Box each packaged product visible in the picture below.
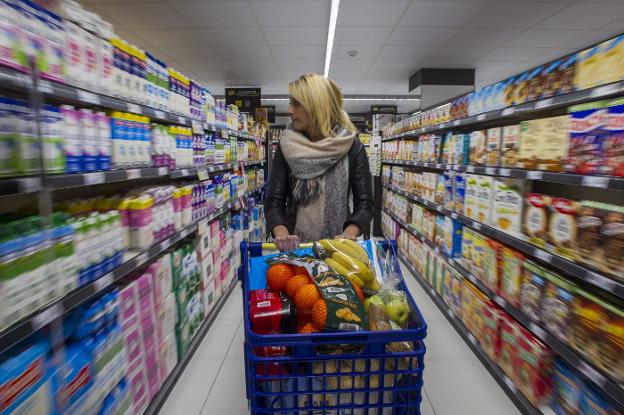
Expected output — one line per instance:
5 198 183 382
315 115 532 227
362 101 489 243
453 172 465 213
575 45 604 90
538 116 570 172
569 289 605 362
514 71 530 105
520 261 548 322
443 171 454 209
475 175 494 226
582 384 620 415
552 360 583 415
500 247 525 307
469 130 486 165
442 217 463 258
449 267 463 317
596 298 623 384
461 279 477 333
480 239 501 293
411 203 423 233
500 125 520 168
541 273 576 343
517 119 543 169
523 193 550 248
558 54 577 95
423 209 436 242
503 76 516 107
491 178 524 235
485 127 501 166
599 35 624 85
435 174 446 205
434 215 446 249
480 300 500 362
576 201 624 279
548 197 579 261
540 60 562 99
463 175 478 220
515 327 553 407
603 98 624 176
567 101 607 174
498 312 521 378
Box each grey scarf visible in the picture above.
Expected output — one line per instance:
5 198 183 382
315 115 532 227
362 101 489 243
280 123 355 241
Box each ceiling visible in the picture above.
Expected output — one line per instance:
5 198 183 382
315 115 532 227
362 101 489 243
80 0 624 115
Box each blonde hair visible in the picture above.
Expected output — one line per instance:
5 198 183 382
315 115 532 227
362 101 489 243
288 74 357 139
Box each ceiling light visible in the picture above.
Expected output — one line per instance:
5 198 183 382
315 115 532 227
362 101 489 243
324 0 340 77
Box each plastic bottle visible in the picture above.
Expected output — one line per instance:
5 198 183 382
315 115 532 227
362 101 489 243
79 109 98 172
96 111 111 171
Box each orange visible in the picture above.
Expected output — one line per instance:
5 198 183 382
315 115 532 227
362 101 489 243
294 284 321 311
352 284 365 303
286 274 311 299
266 264 294 292
299 322 319 334
292 266 308 276
312 299 327 330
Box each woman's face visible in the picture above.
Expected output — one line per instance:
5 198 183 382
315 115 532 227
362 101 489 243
288 97 310 134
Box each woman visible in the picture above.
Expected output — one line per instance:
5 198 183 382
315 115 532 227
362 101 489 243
265 74 374 251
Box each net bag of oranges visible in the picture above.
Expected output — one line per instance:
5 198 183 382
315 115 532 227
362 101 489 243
266 253 368 332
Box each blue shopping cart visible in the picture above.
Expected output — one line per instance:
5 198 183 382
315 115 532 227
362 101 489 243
240 239 427 415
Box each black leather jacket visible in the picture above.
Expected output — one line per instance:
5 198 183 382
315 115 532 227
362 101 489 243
265 139 374 238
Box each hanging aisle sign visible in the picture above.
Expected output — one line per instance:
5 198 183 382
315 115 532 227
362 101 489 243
226 87 261 113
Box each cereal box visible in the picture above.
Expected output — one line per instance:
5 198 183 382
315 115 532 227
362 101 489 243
492 178 524 235
523 193 551 248
453 172 465 213
548 197 579 261
567 102 607 174
476 175 495 226
501 125 520 168
538 116 570 172
604 98 624 176
485 127 501 166
575 45 603 90
435 174 446 205
601 35 624 85
470 130 487 165
500 247 524 307
463 174 478 220
443 171 454 210
518 119 543 169
442 217 463 258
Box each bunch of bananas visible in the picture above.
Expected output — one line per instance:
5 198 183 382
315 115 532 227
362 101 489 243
314 239 380 293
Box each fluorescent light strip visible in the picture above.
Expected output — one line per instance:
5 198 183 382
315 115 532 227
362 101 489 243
324 0 340 77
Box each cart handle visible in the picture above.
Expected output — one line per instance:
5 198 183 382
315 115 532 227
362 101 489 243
260 242 314 250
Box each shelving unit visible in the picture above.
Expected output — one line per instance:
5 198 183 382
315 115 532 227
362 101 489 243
391 245 545 415
0 189 259 353
382 205 624 409
383 184 623 297
382 80 624 142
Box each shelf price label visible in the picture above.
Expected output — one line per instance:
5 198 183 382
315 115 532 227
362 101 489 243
534 249 553 263
468 333 477 345
528 322 547 341
476 114 486 121
84 172 105 185
499 168 511 177
157 167 168 176
578 360 606 387
94 273 114 292
37 80 53 94
178 116 187 124
527 170 543 180
581 176 609 188
501 107 515 116
485 167 495 175
197 169 208 181
590 83 619 98
126 169 141 180
503 375 517 392
453 120 460 126
32 303 63 330
467 165 475 173
494 296 506 307
192 120 204 134
154 110 165 120
585 271 616 291
451 212 458 219
473 222 482 231
77 90 100 105
127 103 141 114
535 98 553 109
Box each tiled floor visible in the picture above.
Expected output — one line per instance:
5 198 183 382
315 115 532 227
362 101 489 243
161 263 520 415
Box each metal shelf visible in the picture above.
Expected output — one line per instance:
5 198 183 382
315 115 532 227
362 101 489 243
382 80 624 141
0 161 265 196
143 279 238 415
392 249 544 415
381 160 624 191
384 210 624 409
0 191 255 353
382 184 624 299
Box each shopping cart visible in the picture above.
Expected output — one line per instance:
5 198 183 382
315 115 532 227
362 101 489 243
240 239 427 415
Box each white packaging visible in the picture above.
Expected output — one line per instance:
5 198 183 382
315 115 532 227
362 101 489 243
199 254 213 290
156 293 177 341
153 254 173 305
79 109 98 172
98 38 114 94
158 332 178 381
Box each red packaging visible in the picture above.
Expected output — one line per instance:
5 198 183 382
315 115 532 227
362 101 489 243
515 326 553 407
249 289 295 334
498 312 520 380
480 300 501 363
253 346 289 379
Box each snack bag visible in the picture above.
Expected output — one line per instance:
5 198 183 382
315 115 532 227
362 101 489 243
267 253 368 331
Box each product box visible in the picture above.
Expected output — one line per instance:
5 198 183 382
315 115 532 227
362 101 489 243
518 119 543 169
500 125 520 168
491 178 524 235
434 215 446 248
601 35 624 85
575 45 603 90
500 247 525 307
498 313 521 379
195 230 212 261
481 301 501 363
200 254 214 290
423 209 436 242
470 130 486 165
129 367 150 415
411 203 424 233
434 174 446 205
476 175 495 226
152 254 173 305
523 193 551 248
157 293 178 341
515 327 553 406
526 65 544 102
485 127 501 166
442 217 463 258
538 116 570 172
567 101 607 175
481 239 502 293
159 332 178 381
453 172 465 214
463 174 478 220
443 171 454 210
119 283 140 329
541 273 576 344
520 261 548 323
548 197 579 261
604 98 624 176
123 325 145 375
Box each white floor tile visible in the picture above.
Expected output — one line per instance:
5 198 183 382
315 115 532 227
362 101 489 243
420 391 437 415
160 356 222 415
194 318 240 360
220 284 244 321
424 359 520 415
225 320 245 362
423 320 475 362
200 360 249 415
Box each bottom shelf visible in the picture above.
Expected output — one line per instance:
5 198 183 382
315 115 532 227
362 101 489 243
394 249 547 415
143 278 239 415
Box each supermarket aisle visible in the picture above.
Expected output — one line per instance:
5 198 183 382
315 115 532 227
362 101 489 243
162 270 520 415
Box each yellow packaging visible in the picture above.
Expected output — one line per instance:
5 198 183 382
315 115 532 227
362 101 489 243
485 127 501 166
463 174 479 221
537 116 570 172
518 118 546 169
575 45 604 90
501 125 520 168
476 175 495 226
492 178 525 236
600 35 624 85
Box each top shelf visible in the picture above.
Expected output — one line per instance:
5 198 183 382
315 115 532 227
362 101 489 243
383 80 624 141
0 67 265 143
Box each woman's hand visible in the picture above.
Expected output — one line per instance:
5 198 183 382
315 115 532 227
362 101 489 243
335 224 361 240
273 225 300 252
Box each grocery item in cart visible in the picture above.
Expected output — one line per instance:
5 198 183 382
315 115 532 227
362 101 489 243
249 289 295 334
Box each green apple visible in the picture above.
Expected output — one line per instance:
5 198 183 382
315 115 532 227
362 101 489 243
385 300 409 325
364 295 384 310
